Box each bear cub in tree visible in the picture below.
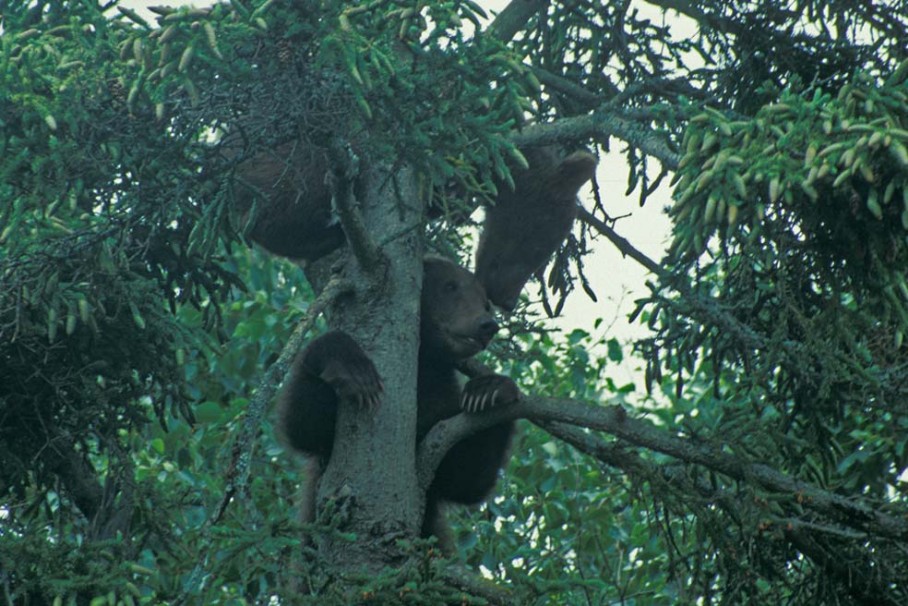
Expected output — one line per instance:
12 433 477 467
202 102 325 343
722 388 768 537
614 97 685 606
278 256 520 552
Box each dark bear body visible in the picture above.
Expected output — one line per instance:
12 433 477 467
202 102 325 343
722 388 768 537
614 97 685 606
475 147 597 310
277 256 520 551
233 141 346 261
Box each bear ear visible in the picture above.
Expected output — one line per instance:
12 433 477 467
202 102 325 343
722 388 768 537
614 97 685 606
557 151 598 195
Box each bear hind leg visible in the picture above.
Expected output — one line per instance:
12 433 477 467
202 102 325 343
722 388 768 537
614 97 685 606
431 421 516 505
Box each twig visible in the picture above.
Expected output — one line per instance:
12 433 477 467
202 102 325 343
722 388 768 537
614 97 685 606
327 142 384 273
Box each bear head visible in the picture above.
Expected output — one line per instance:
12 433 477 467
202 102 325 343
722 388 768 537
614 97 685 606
420 256 499 363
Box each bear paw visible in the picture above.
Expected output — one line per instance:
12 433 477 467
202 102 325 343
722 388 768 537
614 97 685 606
305 331 383 409
460 374 520 413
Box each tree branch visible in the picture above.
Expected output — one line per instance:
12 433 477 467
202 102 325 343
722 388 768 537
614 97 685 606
542 420 904 603
417 394 908 542
643 0 737 34
578 211 779 354
487 0 551 43
531 66 708 111
530 66 611 106
225 275 353 519
785 528 904 606
510 110 681 169
578 208 666 276
44 435 104 522
537 419 660 476
442 565 519 606
328 142 384 274
539 420 896 543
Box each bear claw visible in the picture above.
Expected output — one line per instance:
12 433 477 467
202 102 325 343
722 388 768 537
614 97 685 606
460 375 520 413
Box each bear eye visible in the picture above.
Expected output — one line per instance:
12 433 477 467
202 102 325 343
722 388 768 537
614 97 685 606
444 281 458 293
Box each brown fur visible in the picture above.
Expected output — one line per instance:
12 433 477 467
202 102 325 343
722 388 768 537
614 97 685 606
234 142 345 260
475 147 597 310
277 257 520 553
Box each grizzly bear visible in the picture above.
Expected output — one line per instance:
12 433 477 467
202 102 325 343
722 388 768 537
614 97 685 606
475 146 598 311
277 256 520 552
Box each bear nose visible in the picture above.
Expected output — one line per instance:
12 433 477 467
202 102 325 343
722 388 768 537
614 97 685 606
478 318 499 341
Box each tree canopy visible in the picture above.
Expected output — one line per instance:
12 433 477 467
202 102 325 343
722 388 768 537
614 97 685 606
1 0 907 604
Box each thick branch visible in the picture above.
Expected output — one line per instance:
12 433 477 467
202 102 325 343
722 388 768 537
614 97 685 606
510 111 681 169
487 0 550 43
417 395 908 541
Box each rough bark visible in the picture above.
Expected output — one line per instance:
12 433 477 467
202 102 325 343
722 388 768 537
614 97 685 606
316 161 426 570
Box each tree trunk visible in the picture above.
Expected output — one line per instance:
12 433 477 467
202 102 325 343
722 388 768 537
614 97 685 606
316 161 425 570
